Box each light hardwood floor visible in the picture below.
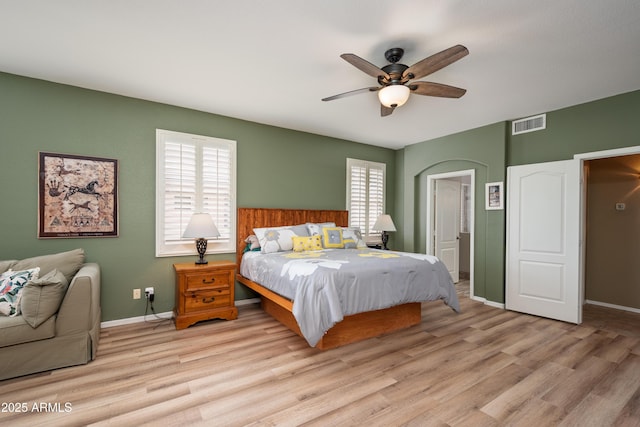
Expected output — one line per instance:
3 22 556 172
1 285 639 427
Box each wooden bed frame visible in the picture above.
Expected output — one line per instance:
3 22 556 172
235 207 421 350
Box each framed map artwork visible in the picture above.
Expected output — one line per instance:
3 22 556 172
38 152 118 238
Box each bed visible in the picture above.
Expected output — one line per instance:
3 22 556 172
235 207 459 350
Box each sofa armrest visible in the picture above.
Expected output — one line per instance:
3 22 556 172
56 263 101 336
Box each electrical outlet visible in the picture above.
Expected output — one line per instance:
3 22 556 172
145 286 155 302
133 289 141 299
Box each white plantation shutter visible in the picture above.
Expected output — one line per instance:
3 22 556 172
346 158 385 241
156 129 236 256
202 145 233 241
163 142 196 244
367 166 384 236
349 163 367 231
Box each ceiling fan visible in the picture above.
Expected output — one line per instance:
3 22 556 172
322 45 469 117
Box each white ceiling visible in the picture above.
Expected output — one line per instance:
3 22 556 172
1 1 640 149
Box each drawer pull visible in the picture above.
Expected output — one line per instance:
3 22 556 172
202 277 215 284
189 292 216 304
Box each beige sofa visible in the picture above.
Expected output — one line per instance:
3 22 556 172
0 249 100 380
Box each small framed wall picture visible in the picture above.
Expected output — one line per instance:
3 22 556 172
485 181 503 210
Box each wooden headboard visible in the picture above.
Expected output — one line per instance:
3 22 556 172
236 207 349 267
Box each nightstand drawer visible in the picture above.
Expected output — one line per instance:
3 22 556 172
184 290 231 311
184 271 231 291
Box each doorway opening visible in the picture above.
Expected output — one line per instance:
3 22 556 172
505 145 640 324
426 169 475 299
577 148 640 315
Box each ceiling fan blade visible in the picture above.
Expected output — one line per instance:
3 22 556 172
402 45 469 81
322 87 379 102
409 81 467 98
341 53 390 81
381 104 395 117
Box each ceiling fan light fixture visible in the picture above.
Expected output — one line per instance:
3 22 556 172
378 85 410 108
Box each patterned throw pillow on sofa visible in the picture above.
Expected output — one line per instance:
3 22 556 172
0 267 40 317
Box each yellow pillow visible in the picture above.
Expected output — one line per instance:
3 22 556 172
322 227 344 248
292 235 323 252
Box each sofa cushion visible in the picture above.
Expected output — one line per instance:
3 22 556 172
12 248 84 283
0 260 17 275
0 268 40 317
21 269 69 328
0 314 56 347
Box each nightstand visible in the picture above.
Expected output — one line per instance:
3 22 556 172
173 261 238 329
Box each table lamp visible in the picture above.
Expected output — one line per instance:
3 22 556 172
373 214 396 250
182 213 220 264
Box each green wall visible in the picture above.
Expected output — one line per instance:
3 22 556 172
508 90 640 165
2 69 638 320
0 72 395 322
396 88 640 305
398 123 507 303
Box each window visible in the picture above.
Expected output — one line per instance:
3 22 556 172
346 158 386 242
156 129 236 256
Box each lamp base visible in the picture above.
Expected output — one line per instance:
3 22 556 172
381 231 390 250
195 238 208 264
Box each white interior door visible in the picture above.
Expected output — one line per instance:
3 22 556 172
435 179 460 283
506 159 582 323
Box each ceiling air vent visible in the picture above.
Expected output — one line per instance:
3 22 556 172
512 113 546 135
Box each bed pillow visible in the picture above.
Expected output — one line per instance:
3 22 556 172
321 227 345 249
253 224 309 253
292 235 323 252
0 267 40 317
306 222 336 236
342 227 367 249
21 269 68 328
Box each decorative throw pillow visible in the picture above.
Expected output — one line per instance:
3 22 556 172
306 222 336 236
342 227 367 249
292 235 323 252
0 267 40 317
244 235 261 251
321 227 345 248
21 269 68 328
253 224 309 253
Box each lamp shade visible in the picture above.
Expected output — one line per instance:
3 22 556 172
373 214 397 232
377 85 410 108
182 213 220 238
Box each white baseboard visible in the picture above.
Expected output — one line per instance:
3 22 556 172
483 300 506 309
238 298 261 306
470 295 486 304
100 298 261 329
585 299 640 314
101 311 173 328
470 295 506 309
